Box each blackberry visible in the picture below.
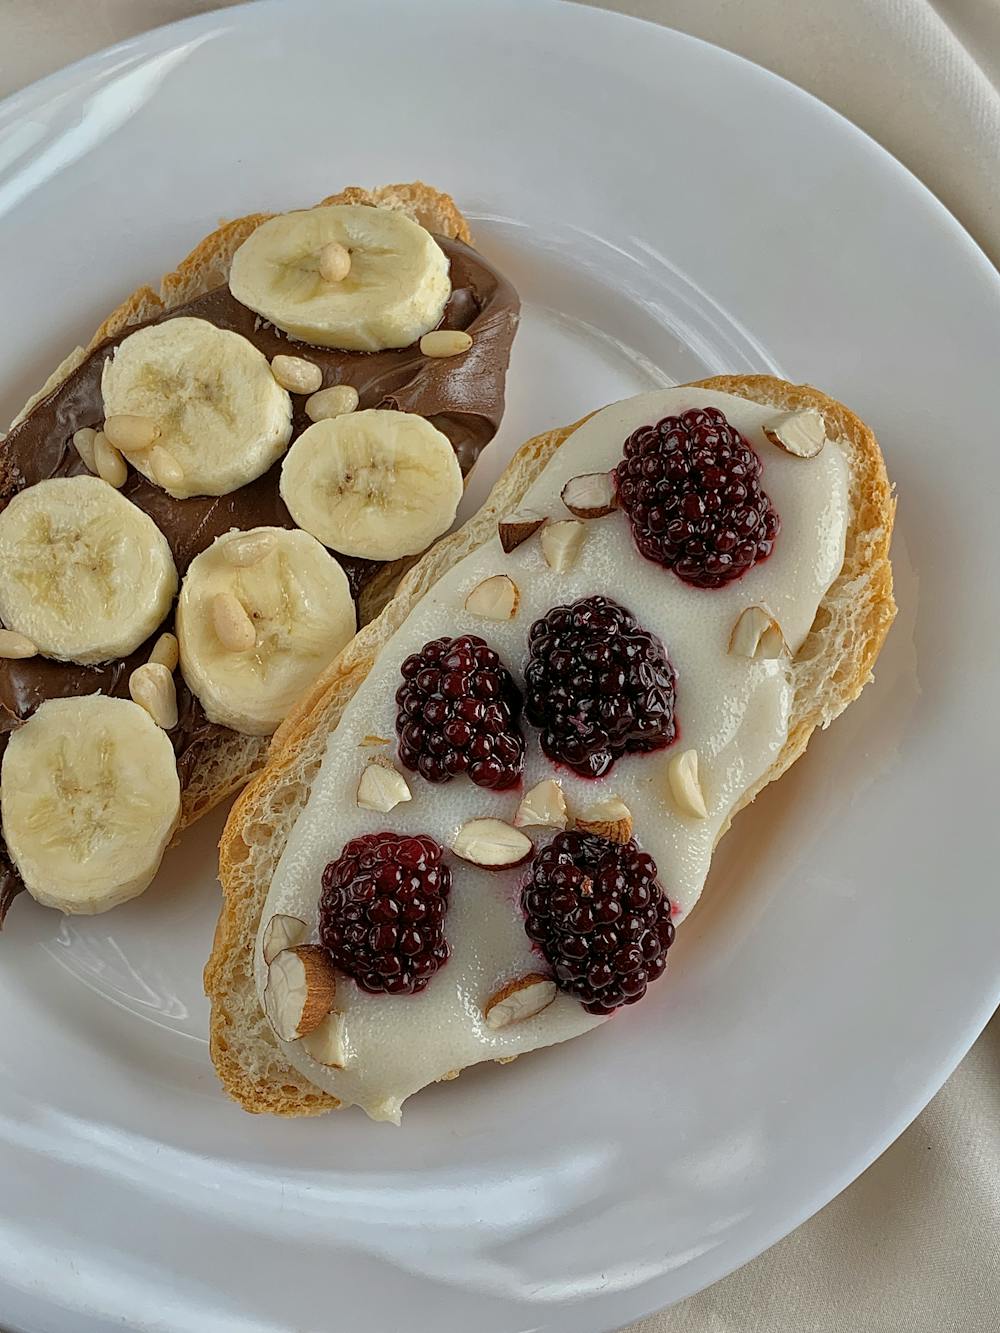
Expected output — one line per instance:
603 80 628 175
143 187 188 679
318 832 451 995
522 831 674 1014
523 595 676 779
614 406 779 588
395 634 525 789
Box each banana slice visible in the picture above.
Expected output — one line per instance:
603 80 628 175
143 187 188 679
280 410 463 560
176 526 355 735
228 205 451 352
0 696 181 914
101 317 293 499
0 475 177 665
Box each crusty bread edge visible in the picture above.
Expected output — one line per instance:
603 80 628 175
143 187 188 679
206 375 896 1116
5 182 474 832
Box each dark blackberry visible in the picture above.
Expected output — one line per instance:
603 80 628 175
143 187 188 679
613 405 780 588
395 634 524 789
318 832 451 995
523 595 676 779
521 831 674 1014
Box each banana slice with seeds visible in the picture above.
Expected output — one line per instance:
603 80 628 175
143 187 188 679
280 410 463 561
0 696 181 914
0 475 177 665
176 527 355 736
228 205 451 352
101 317 293 499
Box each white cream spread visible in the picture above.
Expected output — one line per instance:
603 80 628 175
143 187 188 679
256 388 849 1121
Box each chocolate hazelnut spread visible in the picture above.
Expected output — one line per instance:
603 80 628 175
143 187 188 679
0 235 518 922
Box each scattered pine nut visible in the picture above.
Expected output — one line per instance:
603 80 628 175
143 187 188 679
212 592 256 652
148 631 179 672
149 445 184 490
71 427 98 473
129 662 178 730
222 530 277 567
271 354 323 394
103 414 159 453
0 629 37 659
93 432 128 488
305 384 359 422
419 330 473 358
318 242 351 282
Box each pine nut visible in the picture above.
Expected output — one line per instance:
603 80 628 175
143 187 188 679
212 592 256 652
0 629 37 659
318 242 351 282
103 414 159 453
304 384 359 422
149 445 185 490
129 662 178 730
419 330 473 358
271 355 323 394
148 631 179 672
222 530 277 568
72 427 98 473
93 432 128 488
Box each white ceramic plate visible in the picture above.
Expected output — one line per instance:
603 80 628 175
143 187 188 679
0 3 998 1330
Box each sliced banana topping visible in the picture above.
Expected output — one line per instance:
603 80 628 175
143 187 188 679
176 526 355 736
280 409 462 561
228 205 452 352
0 475 177 665
0 696 181 914
101 317 293 500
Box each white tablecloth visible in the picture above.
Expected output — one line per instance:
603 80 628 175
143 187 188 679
2 4 998 1331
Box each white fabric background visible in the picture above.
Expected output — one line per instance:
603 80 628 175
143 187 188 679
2 3 998 1331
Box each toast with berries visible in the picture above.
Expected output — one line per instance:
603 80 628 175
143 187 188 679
206 375 895 1119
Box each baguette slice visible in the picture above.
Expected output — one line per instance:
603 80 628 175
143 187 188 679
2 182 475 839
206 375 896 1116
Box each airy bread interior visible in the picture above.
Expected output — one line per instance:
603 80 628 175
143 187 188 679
4 183 476 833
205 375 896 1116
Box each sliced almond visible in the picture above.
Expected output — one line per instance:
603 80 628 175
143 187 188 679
514 778 568 830
451 818 533 869
576 795 633 843
541 519 586 572
262 913 308 965
464 574 519 622
359 734 391 748
763 409 826 459
728 605 789 660
560 472 618 519
668 749 708 819
484 974 557 1030
356 758 411 813
498 510 546 554
300 1011 347 1067
263 945 337 1041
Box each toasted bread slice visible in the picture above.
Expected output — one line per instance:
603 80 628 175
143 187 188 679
3 183 475 838
205 375 896 1116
